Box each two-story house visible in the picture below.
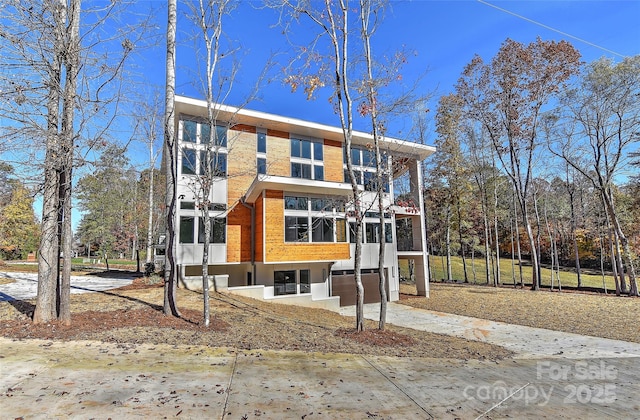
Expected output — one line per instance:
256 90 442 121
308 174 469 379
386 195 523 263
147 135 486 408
172 95 435 311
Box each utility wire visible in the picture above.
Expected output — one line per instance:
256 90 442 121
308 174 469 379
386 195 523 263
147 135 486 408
478 0 628 58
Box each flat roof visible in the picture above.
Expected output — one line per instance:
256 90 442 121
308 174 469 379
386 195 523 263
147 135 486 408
175 96 436 161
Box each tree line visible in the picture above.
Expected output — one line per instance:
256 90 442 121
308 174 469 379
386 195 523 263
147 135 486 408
425 40 639 296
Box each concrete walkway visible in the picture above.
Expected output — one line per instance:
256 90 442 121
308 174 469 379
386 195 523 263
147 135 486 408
341 303 640 360
1 338 639 419
0 271 135 302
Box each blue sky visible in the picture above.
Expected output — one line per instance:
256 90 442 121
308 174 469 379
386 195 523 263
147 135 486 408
20 0 640 230
148 0 640 144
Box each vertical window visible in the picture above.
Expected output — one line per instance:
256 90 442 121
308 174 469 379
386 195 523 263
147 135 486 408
215 125 227 147
349 222 358 244
214 154 227 177
257 132 267 153
364 171 376 191
183 121 197 143
182 149 197 175
301 140 311 159
274 270 297 295
179 217 195 243
351 148 361 165
257 157 267 175
313 142 323 161
300 269 310 294
366 223 378 243
314 165 324 181
200 123 211 144
385 222 393 243
290 139 301 157
312 217 334 242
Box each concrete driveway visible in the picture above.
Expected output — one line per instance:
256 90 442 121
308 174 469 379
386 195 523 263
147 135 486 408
2 278 639 418
0 271 135 302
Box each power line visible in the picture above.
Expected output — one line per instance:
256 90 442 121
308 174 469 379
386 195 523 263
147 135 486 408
478 0 628 58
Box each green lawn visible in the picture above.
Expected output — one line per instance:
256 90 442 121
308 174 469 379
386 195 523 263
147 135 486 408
401 255 617 291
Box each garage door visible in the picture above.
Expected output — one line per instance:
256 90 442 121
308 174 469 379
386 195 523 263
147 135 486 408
331 271 390 307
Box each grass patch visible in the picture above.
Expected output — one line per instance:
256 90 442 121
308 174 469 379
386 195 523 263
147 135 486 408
401 255 617 291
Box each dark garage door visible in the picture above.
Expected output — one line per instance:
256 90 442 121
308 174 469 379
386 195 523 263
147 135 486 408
331 271 390 307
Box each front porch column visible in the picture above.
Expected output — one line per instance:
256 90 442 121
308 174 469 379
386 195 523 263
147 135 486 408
409 159 430 297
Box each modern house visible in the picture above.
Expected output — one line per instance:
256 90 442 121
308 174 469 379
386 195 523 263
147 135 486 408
173 95 435 311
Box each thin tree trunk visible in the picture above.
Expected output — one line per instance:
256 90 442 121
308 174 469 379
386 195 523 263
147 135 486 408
510 214 516 287
493 181 500 286
456 201 468 283
445 205 452 281
163 0 180 317
513 192 524 288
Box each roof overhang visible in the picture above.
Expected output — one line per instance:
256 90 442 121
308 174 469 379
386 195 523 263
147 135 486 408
175 95 436 161
244 175 353 204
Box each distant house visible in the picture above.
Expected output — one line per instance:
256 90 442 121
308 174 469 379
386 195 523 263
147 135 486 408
172 96 435 311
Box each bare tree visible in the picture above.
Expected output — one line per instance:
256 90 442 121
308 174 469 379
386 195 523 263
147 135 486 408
163 0 181 316
456 38 581 290
550 56 640 296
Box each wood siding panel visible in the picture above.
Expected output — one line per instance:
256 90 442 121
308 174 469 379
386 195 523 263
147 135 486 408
323 139 344 182
266 135 291 177
263 190 350 263
254 192 264 262
226 129 257 262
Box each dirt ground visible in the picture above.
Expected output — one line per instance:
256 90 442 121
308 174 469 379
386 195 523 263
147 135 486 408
400 281 640 343
0 276 511 360
2 274 637 361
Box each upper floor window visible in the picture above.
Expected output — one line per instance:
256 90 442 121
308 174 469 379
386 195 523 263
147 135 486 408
180 118 228 177
201 124 227 147
291 138 324 181
343 146 389 192
257 131 267 153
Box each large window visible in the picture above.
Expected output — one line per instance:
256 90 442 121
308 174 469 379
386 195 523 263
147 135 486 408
285 216 309 242
312 217 334 242
180 216 195 243
274 269 311 296
349 220 392 244
179 215 226 244
200 150 227 177
180 118 228 177
291 138 324 180
198 217 226 244
344 146 389 192
274 270 297 295
201 124 227 147
284 195 346 243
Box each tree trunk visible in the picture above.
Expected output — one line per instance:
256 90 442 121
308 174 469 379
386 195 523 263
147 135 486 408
163 0 180 317
146 165 155 264
493 181 500 286
567 178 582 288
456 201 468 283
445 205 452 281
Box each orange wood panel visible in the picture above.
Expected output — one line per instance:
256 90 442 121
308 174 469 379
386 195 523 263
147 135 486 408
323 138 344 182
266 135 291 177
227 129 257 262
254 192 264 262
231 124 257 133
